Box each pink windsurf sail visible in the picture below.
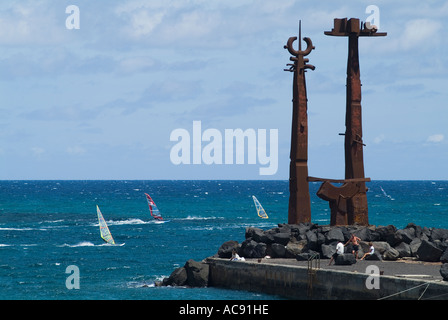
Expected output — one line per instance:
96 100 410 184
145 193 163 221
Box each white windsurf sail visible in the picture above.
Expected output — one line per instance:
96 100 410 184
96 205 115 244
380 186 395 200
252 195 269 219
145 193 164 221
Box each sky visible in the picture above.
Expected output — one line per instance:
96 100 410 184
1 0 447 180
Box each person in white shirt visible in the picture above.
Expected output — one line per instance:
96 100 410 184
328 241 345 265
230 249 245 261
360 242 375 260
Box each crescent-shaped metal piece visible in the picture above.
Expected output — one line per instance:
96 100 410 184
285 36 315 57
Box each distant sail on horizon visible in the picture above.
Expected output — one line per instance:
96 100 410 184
96 205 115 244
145 193 164 221
252 195 269 219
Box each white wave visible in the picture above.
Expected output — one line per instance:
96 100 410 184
0 227 34 231
107 219 149 226
183 215 223 220
91 219 150 227
152 220 168 224
39 219 65 224
39 225 68 230
61 241 95 247
127 281 155 288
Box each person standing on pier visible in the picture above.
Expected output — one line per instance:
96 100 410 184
346 234 361 260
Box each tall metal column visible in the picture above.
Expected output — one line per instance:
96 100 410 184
284 22 315 224
325 18 386 225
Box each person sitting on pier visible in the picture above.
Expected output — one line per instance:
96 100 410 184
360 242 375 260
328 241 345 265
230 249 245 261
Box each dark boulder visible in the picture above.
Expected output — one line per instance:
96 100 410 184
260 230 275 244
430 228 448 242
383 248 400 261
440 264 448 281
364 251 382 261
285 240 308 258
433 240 448 253
335 253 356 265
326 228 345 243
353 227 374 242
405 223 420 236
305 230 318 251
245 227 265 242
184 259 209 287
394 242 412 258
376 225 397 242
416 240 443 262
217 240 239 258
273 232 291 246
240 239 267 258
409 238 422 257
295 223 312 239
386 231 403 247
270 243 286 258
317 232 326 247
397 228 415 244
441 248 448 264
372 241 392 255
162 267 187 286
321 244 336 259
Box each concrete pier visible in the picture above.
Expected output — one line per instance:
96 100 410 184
206 257 448 300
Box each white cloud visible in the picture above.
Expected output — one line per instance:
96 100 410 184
427 134 444 143
400 19 442 50
0 2 63 45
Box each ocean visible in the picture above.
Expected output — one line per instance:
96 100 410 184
0 180 447 300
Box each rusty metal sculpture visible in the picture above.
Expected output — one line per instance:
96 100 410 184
317 18 387 226
284 21 315 224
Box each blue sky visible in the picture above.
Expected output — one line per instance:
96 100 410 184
1 0 447 180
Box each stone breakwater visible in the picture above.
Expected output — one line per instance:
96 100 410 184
160 222 448 288
223 223 448 263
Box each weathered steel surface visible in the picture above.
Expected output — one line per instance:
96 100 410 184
323 18 386 226
316 180 365 226
284 22 315 224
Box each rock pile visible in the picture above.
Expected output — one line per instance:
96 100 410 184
161 222 448 286
216 222 448 279
159 259 209 287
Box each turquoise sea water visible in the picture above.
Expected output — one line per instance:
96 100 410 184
0 180 447 300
